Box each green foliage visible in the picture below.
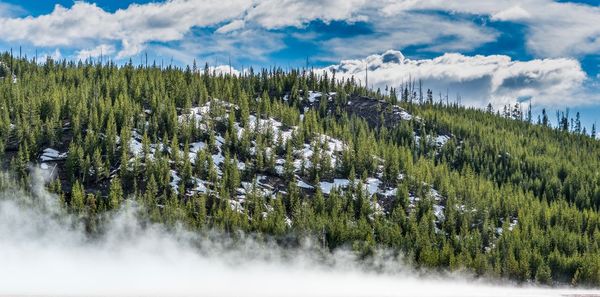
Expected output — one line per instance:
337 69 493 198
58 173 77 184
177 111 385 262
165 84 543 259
108 177 123 210
2 53 600 286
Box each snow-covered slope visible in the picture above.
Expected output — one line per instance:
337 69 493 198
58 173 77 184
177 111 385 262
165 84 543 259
38 93 457 230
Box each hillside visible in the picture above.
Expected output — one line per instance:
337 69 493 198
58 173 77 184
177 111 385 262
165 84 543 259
1 53 600 286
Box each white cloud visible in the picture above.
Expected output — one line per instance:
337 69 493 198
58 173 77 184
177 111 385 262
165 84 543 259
523 2 600 57
244 0 369 29
152 28 286 66
0 0 251 58
240 0 598 59
2 180 595 297
491 5 531 21
51 48 62 60
0 0 502 61
76 44 115 61
322 50 589 107
0 2 24 18
378 0 600 58
210 65 243 76
32 48 63 63
216 19 246 34
319 12 497 61
0 0 596 63
380 0 516 17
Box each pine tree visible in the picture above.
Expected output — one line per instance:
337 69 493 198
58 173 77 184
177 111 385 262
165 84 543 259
70 180 85 214
239 91 250 127
310 138 321 183
108 177 123 210
170 134 180 167
427 89 433 105
283 142 295 181
194 146 208 179
92 148 106 182
181 142 193 188
105 110 118 164
574 112 581 134
66 142 84 182
535 262 552 284
12 143 29 180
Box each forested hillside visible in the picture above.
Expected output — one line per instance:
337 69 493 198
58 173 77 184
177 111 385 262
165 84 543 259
1 53 600 286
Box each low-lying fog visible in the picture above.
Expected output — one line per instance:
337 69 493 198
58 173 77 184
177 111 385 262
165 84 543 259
0 172 598 297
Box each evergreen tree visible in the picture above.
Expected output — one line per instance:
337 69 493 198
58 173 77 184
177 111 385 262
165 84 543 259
70 180 85 214
108 177 123 210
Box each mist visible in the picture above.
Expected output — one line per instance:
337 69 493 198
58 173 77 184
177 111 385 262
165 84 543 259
0 172 598 297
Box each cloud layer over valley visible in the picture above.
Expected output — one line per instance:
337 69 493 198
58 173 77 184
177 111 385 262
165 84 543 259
0 171 599 297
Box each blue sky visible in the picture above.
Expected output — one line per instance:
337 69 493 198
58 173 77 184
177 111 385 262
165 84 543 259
0 0 598 129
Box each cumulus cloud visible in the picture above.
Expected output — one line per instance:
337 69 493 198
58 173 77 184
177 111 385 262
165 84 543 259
51 48 62 60
210 65 243 76
320 12 498 61
378 0 600 58
0 0 597 61
523 2 600 58
322 50 589 107
243 0 369 29
0 0 372 55
76 44 115 61
0 0 251 58
491 5 531 21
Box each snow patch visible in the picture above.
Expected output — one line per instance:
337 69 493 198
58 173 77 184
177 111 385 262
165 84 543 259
40 148 67 162
307 91 321 103
297 180 314 189
320 179 350 195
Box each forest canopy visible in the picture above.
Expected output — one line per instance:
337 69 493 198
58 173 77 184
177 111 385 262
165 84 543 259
1 52 600 286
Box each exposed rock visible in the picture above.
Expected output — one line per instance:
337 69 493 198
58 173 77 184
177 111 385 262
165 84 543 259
346 96 413 128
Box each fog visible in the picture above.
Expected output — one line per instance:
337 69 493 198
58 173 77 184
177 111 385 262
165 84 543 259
0 171 598 297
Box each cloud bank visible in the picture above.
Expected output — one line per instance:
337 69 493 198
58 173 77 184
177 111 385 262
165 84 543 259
322 50 590 108
377 0 600 58
1 170 599 297
0 0 597 61
0 0 251 58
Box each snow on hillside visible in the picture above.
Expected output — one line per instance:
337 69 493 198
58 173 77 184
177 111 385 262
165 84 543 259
415 133 451 148
40 148 67 162
44 94 454 224
319 179 350 195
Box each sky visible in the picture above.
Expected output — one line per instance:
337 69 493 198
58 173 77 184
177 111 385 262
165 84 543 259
0 0 598 129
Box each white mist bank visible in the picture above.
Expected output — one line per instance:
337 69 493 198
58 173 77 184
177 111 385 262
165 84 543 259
0 173 599 297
